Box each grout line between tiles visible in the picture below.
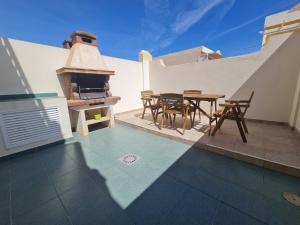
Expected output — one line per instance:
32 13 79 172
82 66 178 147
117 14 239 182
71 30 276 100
43 160 75 225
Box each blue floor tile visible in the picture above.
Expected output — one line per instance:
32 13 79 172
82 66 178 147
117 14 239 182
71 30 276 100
167 160 226 200
159 216 201 225
0 205 10 225
0 161 10 187
12 198 71 225
0 124 299 225
10 154 47 185
161 186 220 225
69 200 134 225
261 169 300 204
212 203 267 225
59 177 109 214
266 198 300 225
126 175 188 225
11 177 56 217
220 181 270 223
44 156 83 178
52 166 96 194
0 184 10 209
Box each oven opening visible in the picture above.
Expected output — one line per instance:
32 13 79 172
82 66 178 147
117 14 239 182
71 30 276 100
72 74 110 100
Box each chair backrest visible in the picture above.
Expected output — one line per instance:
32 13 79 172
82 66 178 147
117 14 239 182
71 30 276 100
160 93 184 109
183 90 202 95
141 90 154 99
223 91 254 117
241 91 254 115
248 91 254 103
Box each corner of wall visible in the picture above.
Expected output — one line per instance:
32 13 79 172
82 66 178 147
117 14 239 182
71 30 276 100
139 50 152 91
289 70 300 129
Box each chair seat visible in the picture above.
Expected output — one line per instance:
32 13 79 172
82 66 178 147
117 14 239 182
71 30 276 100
214 110 244 119
165 109 184 114
188 105 197 111
213 109 223 117
151 104 161 110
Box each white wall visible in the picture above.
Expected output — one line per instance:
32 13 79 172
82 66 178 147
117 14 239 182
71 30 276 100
0 37 67 96
149 32 300 123
0 38 144 114
104 56 143 113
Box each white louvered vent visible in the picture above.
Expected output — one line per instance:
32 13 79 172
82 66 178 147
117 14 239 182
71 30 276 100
0 107 62 149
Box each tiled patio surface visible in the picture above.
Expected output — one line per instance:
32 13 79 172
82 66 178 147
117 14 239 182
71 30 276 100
1 124 300 225
116 109 300 177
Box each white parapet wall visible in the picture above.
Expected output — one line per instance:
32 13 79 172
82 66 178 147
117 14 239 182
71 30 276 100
0 37 68 96
149 32 300 123
104 55 144 113
0 37 144 114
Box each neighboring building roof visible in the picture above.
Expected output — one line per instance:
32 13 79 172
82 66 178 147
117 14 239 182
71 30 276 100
154 46 223 66
289 3 300 12
262 3 300 45
264 4 300 29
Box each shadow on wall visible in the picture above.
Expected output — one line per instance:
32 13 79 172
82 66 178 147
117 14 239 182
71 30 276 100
291 83 300 129
0 38 32 95
0 38 65 155
231 32 300 122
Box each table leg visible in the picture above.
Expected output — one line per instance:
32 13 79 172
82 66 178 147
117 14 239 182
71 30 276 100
209 101 213 135
198 100 201 121
214 100 218 124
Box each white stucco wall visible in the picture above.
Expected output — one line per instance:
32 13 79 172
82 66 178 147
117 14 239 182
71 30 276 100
0 38 67 96
149 32 300 123
0 38 144 114
104 56 143 113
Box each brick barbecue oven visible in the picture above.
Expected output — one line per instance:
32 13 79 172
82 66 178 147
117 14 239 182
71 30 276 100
57 31 120 107
57 31 120 135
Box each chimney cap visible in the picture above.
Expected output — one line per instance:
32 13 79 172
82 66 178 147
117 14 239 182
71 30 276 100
71 30 97 40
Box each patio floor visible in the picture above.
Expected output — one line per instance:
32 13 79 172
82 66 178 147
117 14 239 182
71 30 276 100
116 109 300 177
1 124 300 225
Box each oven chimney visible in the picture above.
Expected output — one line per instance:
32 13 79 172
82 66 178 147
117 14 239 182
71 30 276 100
71 31 97 46
57 30 115 75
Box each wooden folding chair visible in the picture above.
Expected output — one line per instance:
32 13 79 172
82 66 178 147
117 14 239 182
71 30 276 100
212 91 254 142
160 93 190 135
140 90 161 123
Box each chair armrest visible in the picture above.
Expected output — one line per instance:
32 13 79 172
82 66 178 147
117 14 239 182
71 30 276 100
219 103 236 108
141 97 152 100
225 99 249 103
237 103 250 108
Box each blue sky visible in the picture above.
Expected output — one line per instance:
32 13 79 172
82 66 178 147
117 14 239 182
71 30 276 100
0 0 299 60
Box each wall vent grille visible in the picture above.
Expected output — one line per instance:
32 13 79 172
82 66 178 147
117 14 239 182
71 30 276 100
0 107 62 148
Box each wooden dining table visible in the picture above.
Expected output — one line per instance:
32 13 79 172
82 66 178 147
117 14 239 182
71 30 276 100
151 93 225 134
